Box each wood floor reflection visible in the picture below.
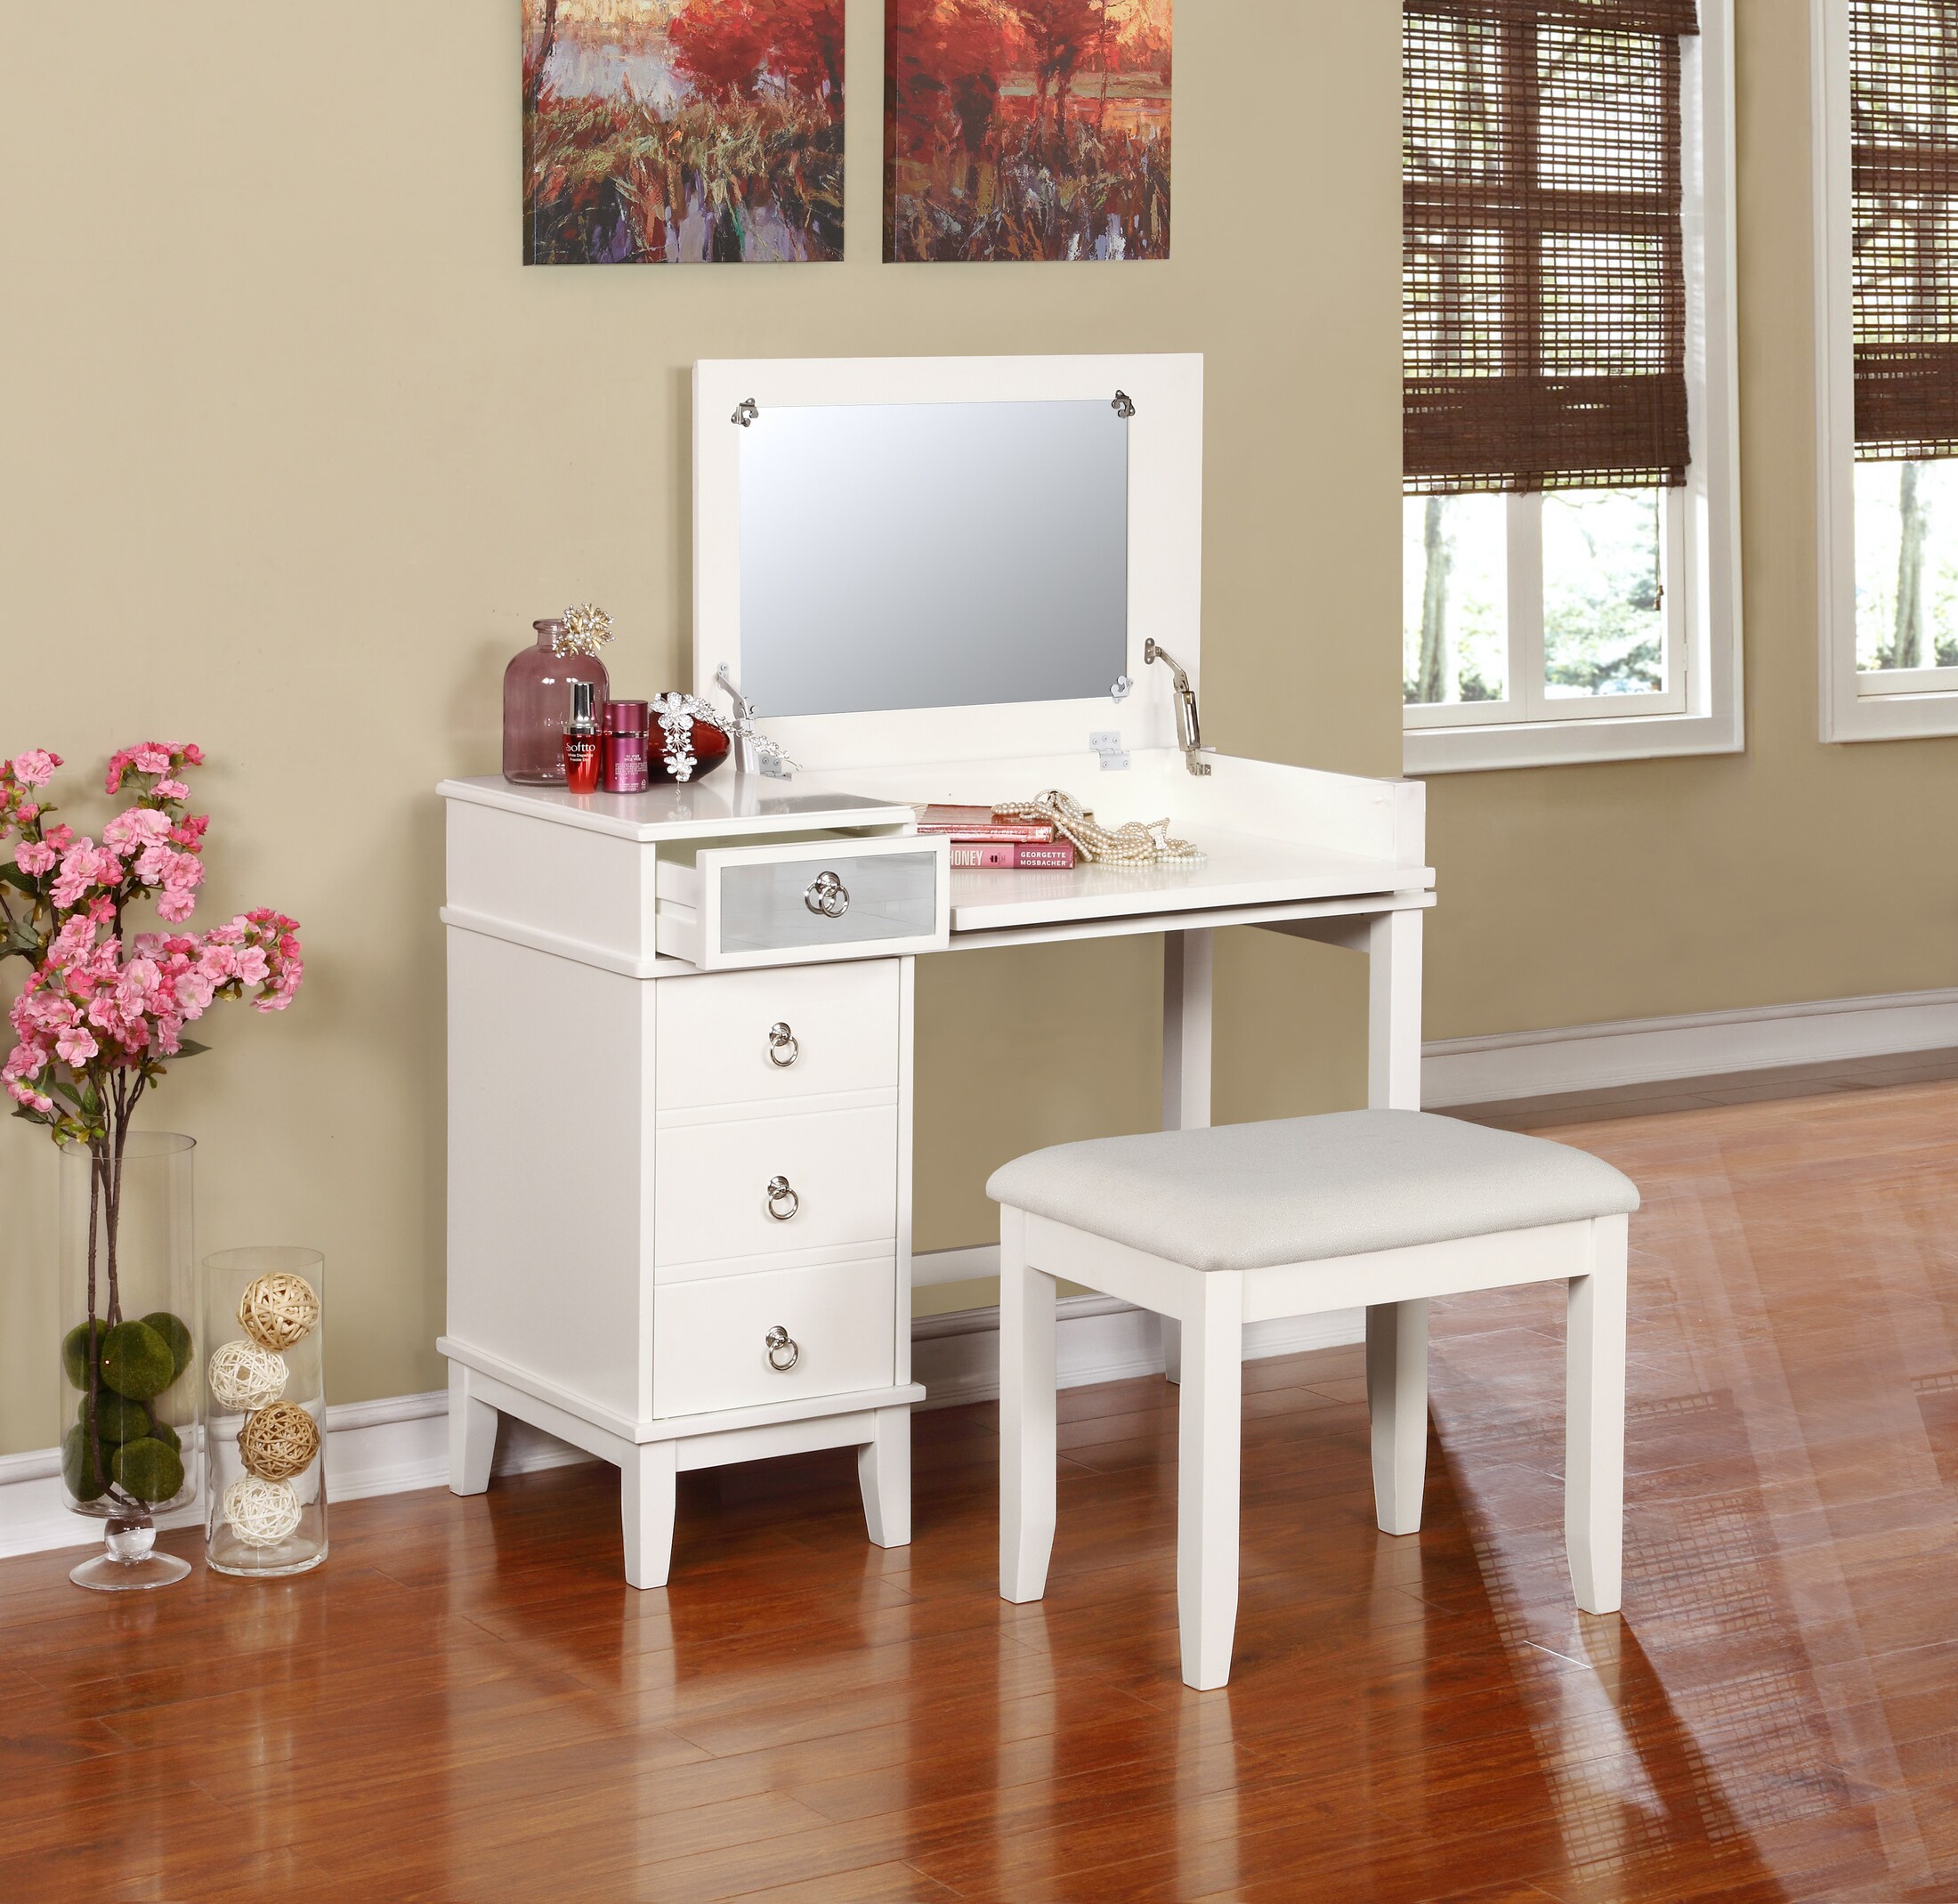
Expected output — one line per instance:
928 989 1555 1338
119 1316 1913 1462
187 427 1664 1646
4 1078 1955 1900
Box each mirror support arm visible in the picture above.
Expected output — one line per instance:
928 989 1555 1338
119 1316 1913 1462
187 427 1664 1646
715 663 760 774
1144 639 1212 777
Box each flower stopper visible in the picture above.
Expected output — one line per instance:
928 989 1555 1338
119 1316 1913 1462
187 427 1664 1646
555 603 613 660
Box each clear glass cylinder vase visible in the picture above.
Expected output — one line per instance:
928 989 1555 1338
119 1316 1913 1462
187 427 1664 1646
202 1246 328 1577
59 1130 199 1591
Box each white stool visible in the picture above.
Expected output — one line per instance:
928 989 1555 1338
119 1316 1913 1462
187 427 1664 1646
989 1109 1639 1690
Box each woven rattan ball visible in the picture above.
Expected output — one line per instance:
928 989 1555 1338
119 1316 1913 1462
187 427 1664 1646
238 1400 320 1482
206 1338 288 1411
237 1272 320 1350
222 1474 302 1547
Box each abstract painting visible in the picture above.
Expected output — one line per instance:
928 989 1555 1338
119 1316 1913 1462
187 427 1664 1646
523 0 845 264
885 1 1170 262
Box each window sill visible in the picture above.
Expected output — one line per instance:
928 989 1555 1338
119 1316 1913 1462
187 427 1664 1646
1824 680 1958 744
1404 703 1744 774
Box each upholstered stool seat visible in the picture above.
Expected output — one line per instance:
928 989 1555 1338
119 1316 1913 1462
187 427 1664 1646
987 1110 1639 1271
989 1110 1639 1689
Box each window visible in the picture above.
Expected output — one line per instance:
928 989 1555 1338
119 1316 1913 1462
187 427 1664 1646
1815 0 1958 738
1402 0 1742 773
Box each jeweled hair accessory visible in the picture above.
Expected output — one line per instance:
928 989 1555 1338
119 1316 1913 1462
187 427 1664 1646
554 603 613 660
650 693 795 782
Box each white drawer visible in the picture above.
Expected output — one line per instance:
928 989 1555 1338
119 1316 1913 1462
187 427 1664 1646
656 961 900 1114
655 834 949 971
653 1257 896 1417
655 1104 898 1274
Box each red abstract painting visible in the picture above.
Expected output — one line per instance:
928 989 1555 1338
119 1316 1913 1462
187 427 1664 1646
523 0 845 265
885 0 1171 262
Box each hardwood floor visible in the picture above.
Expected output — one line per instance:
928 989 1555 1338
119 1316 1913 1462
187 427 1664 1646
4 1077 1956 1900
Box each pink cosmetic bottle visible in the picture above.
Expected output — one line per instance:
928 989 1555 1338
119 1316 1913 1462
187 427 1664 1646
602 701 650 794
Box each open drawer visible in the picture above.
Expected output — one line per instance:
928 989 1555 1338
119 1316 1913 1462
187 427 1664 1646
655 833 951 970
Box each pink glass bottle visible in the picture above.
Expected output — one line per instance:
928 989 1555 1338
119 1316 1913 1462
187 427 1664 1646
503 620 611 785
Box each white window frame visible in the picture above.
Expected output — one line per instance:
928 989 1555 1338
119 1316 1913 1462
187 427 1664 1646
1812 0 1958 741
1405 0 1744 775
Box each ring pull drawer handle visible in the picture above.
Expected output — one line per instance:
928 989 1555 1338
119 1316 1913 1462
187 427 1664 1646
765 1174 799 1221
767 1021 799 1068
765 1325 800 1373
804 870 850 919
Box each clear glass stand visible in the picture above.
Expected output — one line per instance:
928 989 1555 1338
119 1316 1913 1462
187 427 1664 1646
70 1516 192 1592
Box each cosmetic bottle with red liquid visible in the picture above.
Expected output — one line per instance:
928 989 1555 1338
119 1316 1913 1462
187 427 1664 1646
562 682 602 795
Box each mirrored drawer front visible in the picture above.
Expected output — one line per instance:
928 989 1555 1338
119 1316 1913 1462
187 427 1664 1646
655 1104 898 1274
656 835 950 971
656 960 900 1115
653 1257 896 1418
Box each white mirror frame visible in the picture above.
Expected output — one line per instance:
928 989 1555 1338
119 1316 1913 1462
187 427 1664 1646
693 353 1203 773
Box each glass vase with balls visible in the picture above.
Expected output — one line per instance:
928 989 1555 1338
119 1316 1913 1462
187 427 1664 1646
0 741 305 1592
202 1248 328 1576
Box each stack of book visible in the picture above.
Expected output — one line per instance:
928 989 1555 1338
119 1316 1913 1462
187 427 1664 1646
915 806 1078 870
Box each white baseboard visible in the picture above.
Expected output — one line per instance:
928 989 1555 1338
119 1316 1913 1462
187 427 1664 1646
0 1391 591 1563
0 1297 1361 1562
1420 985 1958 1107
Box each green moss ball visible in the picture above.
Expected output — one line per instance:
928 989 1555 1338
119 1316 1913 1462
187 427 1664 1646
61 1320 107 1390
146 1418 182 1454
113 1437 185 1504
77 1392 151 1445
139 1311 193 1384
100 1320 174 1401
61 1424 109 1503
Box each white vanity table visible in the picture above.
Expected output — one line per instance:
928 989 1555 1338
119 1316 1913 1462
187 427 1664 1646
438 353 1434 1589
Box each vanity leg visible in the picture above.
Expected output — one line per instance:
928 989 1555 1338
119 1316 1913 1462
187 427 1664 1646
448 1362 498 1496
1366 909 1424 1111
1161 928 1214 1385
622 1440 678 1591
858 1406 913 1548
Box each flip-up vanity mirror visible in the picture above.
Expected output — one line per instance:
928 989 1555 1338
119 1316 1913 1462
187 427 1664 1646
437 352 1436 1592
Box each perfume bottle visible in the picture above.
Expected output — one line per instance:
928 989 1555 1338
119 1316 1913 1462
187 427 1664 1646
602 700 650 794
503 620 611 786
562 682 602 794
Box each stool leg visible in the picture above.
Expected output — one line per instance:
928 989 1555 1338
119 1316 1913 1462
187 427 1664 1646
1000 1207 1058 1604
1366 1299 1429 1536
1178 1272 1242 1690
1566 1215 1628 1615
1161 1317 1183 1385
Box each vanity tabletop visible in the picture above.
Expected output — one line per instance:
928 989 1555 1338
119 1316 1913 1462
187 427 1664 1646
436 774 917 842
945 824 1432 934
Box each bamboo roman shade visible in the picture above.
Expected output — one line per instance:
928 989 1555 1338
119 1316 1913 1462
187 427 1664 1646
1852 1 1958 461
1404 0 1699 496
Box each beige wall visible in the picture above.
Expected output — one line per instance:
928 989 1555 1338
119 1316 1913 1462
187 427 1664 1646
0 1 1403 1454
1424 0 1958 1044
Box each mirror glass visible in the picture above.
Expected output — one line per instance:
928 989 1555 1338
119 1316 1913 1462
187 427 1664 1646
738 400 1129 717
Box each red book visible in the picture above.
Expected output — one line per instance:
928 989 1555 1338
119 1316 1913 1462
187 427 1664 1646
916 804 1056 843
949 839 1077 870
